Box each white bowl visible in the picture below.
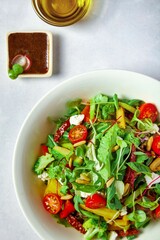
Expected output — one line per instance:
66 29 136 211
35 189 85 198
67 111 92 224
13 70 160 240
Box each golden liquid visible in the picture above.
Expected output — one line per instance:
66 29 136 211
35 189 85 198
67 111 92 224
33 0 91 26
42 0 78 17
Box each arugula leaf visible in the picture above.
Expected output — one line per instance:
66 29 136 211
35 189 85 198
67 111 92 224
125 131 140 148
134 152 149 163
94 122 111 133
52 214 70 227
80 209 100 219
127 210 149 229
106 183 122 210
60 185 69 195
131 110 159 133
47 159 73 185
113 93 119 110
98 124 118 181
73 183 99 193
33 153 54 175
111 137 130 179
134 217 150 229
101 104 115 120
73 171 104 193
121 98 143 107
127 236 138 240
137 197 159 210
154 183 160 195
127 162 151 176
73 195 84 212
47 134 57 148
65 98 83 116
75 145 86 158
125 184 146 207
115 137 128 179
90 93 110 120
66 98 82 108
47 165 62 179
94 93 108 104
128 210 146 223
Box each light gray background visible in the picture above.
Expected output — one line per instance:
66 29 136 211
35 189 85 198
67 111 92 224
0 0 160 239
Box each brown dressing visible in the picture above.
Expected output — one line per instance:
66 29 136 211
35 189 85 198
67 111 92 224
8 32 49 74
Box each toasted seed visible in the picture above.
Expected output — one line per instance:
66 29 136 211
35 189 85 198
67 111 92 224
149 157 160 172
123 183 131 196
147 136 153 151
112 145 120 152
75 178 90 184
61 194 73 200
69 157 73 168
151 151 156 158
106 177 115 188
73 140 86 147
80 173 90 182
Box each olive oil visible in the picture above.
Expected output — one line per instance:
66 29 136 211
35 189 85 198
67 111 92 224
32 0 92 26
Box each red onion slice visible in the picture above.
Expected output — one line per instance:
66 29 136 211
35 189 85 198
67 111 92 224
11 54 31 72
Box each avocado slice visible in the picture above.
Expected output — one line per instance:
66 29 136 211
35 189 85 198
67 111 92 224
51 146 73 160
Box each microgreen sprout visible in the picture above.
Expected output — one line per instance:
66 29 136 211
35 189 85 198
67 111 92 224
8 64 24 80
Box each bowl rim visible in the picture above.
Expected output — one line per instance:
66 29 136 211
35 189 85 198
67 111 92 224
31 0 92 27
12 69 160 240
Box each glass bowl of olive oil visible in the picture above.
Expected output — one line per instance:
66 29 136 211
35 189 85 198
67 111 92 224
32 0 92 27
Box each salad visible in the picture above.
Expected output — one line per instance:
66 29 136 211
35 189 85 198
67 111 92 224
33 93 160 240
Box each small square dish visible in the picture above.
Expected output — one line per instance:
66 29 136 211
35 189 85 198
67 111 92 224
7 31 53 78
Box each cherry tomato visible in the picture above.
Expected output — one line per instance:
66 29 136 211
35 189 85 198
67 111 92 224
154 205 160 218
68 125 88 144
60 200 75 219
139 103 158 122
151 135 160 155
41 144 48 155
54 119 70 142
85 193 106 209
43 193 62 214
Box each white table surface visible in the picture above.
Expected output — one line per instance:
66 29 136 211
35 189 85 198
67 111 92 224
1 0 160 239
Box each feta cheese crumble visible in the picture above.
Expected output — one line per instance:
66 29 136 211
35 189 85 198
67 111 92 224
115 180 124 199
38 171 49 181
69 114 84 125
108 231 118 240
120 206 128 216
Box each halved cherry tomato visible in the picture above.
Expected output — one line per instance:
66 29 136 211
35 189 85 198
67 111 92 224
60 200 75 219
85 193 106 209
41 144 48 155
68 125 88 144
151 135 160 155
154 204 160 218
43 193 62 214
81 105 90 123
54 119 70 142
139 103 158 122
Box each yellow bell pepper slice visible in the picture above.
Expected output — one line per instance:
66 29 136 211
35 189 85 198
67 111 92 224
44 178 63 196
80 204 119 219
116 107 126 129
